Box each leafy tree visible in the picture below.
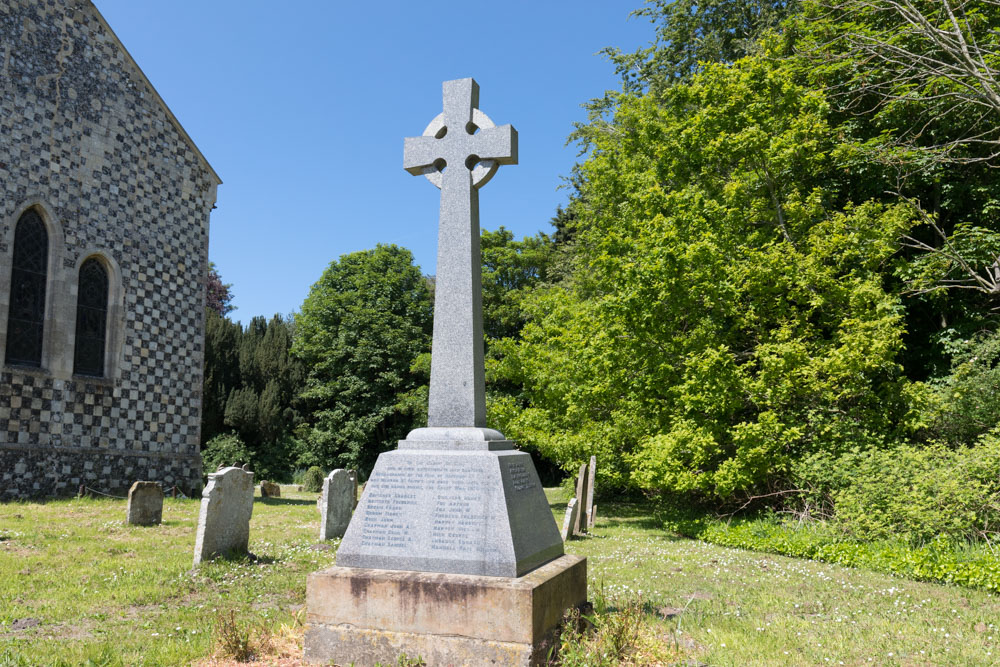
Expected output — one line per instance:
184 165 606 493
201 313 303 480
793 0 1000 377
806 0 1000 166
206 262 235 316
293 244 433 476
202 311 241 443
603 0 801 94
481 227 556 343
505 51 917 499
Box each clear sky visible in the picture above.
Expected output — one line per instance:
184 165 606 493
91 1 653 323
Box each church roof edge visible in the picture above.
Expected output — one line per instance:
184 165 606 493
85 1 223 188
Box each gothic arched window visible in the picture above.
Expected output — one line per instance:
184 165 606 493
5 209 48 367
73 258 109 377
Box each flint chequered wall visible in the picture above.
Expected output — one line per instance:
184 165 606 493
0 0 220 498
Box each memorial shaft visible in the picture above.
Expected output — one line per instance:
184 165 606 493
403 78 517 428
432 164 486 426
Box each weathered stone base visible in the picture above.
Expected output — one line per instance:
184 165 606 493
304 554 587 666
0 442 203 500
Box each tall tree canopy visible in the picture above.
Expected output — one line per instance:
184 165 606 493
498 0 1000 502
205 262 235 316
293 244 433 476
201 313 303 480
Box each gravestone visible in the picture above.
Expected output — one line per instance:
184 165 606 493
319 469 357 540
560 498 578 542
192 467 254 566
305 78 586 667
260 481 281 498
572 463 589 536
125 481 163 526
586 455 596 529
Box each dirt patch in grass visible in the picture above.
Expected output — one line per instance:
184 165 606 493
7 618 40 632
0 542 36 558
4 618 95 641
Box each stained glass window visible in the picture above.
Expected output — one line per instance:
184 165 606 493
5 210 48 367
73 258 109 377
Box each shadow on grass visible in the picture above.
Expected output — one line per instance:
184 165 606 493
207 550 277 565
255 497 316 507
550 498 668 532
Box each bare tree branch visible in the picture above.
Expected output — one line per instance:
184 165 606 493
813 0 1000 165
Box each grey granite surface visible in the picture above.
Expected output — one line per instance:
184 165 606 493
336 448 562 577
403 78 517 428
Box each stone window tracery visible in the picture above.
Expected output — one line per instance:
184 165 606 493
73 257 109 377
5 209 48 367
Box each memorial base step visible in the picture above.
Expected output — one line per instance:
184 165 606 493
303 554 587 666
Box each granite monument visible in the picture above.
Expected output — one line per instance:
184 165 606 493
305 78 586 666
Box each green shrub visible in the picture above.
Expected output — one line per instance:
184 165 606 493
924 330 1000 445
200 432 296 483
302 466 325 492
674 512 1000 594
832 442 999 544
201 433 252 477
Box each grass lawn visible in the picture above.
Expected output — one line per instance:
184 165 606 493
1 487 998 665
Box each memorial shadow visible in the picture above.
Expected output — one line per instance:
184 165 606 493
209 549 277 565
550 499 671 533
255 497 316 506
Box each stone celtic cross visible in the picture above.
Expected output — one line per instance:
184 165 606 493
404 78 517 428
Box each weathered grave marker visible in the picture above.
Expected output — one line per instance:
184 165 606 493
260 481 281 498
319 469 357 540
305 78 586 667
573 463 589 536
561 497 579 542
125 481 163 526
193 466 254 566
586 455 596 529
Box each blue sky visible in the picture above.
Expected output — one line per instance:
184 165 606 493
91 1 652 323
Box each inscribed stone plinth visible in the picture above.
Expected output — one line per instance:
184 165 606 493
319 469 357 540
305 555 587 667
126 481 163 526
586 455 596 528
337 448 562 577
260 481 280 498
193 467 254 566
560 498 578 542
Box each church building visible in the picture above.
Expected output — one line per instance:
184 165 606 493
0 0 220 497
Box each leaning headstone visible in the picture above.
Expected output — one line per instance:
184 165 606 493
319 469 357 540
192 467 254 566
306 79 586 667
125 481 163 526
573 463 589 536
586 455 596 528
260 481 281 498
560 498 579 542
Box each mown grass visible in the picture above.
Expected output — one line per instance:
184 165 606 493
1 488 998 665
0 488 334 665
552 488 1000 666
